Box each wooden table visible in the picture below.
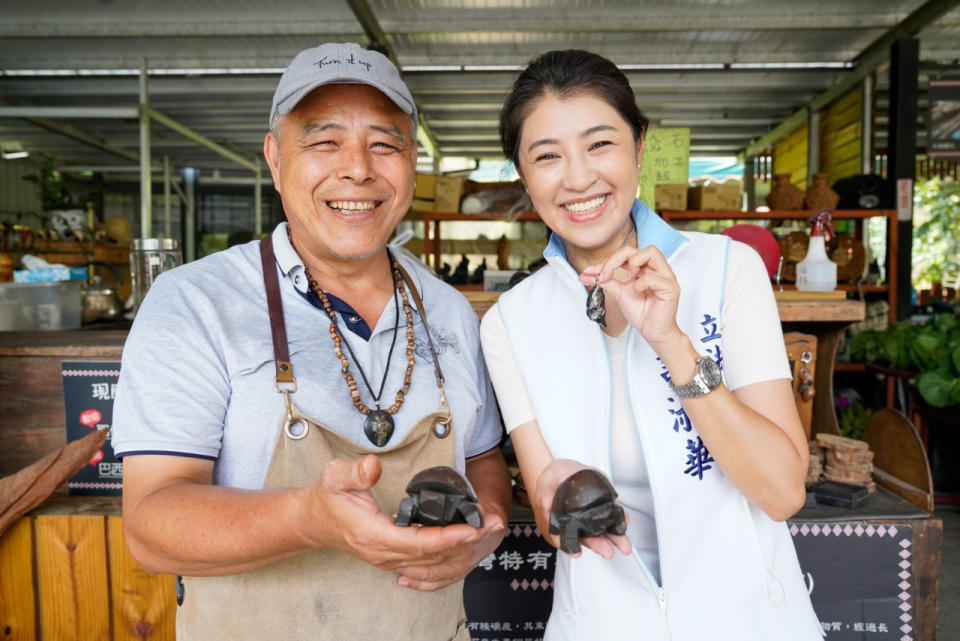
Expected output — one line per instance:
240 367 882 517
777 298 865 437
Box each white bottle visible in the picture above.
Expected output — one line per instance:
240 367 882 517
796 210 837 292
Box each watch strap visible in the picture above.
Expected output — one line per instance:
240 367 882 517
670 356 719 399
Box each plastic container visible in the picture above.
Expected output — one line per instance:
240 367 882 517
0 280 83 330
796 210 838 292
130 238 182 315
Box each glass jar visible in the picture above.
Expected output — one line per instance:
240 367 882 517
130 238 182 315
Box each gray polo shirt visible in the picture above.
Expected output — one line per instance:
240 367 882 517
112 223 502 490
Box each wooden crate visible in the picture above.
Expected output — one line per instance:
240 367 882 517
0 496 175 641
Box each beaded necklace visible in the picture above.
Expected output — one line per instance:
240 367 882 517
296 243 416 447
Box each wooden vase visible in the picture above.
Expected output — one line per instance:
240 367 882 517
766 174 806 210
805 173 841 211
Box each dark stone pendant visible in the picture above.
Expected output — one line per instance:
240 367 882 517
586 277 607 328
364 409 395 447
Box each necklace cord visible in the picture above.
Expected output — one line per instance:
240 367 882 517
330 266 402 407
392 256 446 386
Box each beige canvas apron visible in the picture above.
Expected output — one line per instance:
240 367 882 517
176 238 470 641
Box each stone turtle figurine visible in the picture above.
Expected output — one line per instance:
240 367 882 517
395 465 482 528
549 468 627 554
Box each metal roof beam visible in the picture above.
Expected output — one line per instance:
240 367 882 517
344 0 440 161
5 113 141 163
0 106 139 118
147 108 258 172
377 8 939 34
742 0 960 158
0 21 358 38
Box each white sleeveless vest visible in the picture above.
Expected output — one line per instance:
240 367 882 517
497 201 822 641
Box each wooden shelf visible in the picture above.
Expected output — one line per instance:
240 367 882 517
419 211 540 222
660 208 898 325
31 241 129 265
834 362 868 372
660 209 894 221
777 283 889 293
419 210 544 268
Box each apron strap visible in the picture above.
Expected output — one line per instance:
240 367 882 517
392 255 445 387
259 235 294 386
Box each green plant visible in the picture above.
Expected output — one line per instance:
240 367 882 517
850 312 960 407
22 154 78 211
838 399 872 440
912 178 960 288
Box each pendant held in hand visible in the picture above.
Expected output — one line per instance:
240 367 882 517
586 276 607 328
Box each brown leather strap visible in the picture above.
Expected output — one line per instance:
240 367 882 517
392 254 445 386
259 235 293 383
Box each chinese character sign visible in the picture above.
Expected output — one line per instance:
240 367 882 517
62 361 122 495
637 127 691 210
465 520 555 641
928 77 960 158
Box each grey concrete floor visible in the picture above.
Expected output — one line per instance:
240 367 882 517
937 506 959 639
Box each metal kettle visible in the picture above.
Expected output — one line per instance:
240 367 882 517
80 260 127 324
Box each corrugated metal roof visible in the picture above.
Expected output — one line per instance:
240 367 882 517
0 0 956 177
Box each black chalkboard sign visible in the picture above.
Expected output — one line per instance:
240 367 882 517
792 521 913 639
62 360 122 495
463 519 914 641
464 520 554 641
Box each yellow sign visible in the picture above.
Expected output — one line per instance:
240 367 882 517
637 128 690 209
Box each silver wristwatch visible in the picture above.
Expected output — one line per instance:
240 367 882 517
670 356 722 399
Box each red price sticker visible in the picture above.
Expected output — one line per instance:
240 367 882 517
79 409 102 427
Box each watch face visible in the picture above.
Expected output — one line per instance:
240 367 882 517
699 357 722 387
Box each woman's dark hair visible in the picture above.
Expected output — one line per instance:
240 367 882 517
499 50 649 169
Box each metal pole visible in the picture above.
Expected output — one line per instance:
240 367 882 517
139 58 152 237
887 39 919 322
163 156 172 238
183 168 197 263
254 159 262 237
806 110 820 186
861 74 874 175
743 156 756 211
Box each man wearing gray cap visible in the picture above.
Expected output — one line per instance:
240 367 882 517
113 42 511 641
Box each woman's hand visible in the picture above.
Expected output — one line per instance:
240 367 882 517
533 459 631 560
579 245 683 348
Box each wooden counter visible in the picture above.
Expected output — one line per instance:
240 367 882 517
0 297 864 476
3 301 943 641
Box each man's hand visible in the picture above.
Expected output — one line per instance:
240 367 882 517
296 454 495 578
533 459 631 560
391 508 506 591
392 447 511 591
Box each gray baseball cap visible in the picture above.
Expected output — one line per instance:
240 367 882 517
269 42 417 133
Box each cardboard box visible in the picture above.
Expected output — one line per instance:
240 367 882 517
654 184 688 211
414 173 438 200
411 198 434 212
687 183 741 211
483 269 520 292
434 176 465 213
